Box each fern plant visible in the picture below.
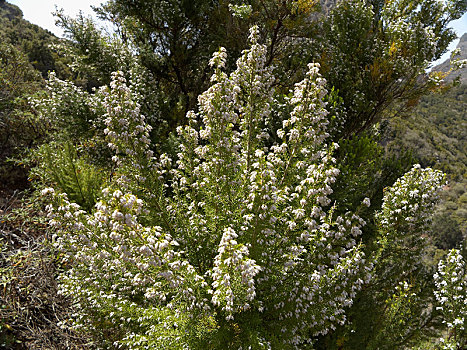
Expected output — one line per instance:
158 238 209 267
31 141 107 212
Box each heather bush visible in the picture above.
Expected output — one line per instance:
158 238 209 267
434 249 467 349
38 27 454 349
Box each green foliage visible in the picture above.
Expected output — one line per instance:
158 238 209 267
318 165 447 349
318 278 440 350
36 72 103 142
94 0 250 121
54 0 465 144
334 135 402 209
0 43 43 148
331 133 415 251
1 0 465 348
51 13 170 142
317 0 466 138
387 85 467 181
54 9 136 90
432 214 464 250
0 42 46 188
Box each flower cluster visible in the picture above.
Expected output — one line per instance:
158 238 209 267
377 164 445 245
170 27 372 346
434 249 467 349
101 71 155 179
45 183 207 346
374 164 445 285
211 227 261 320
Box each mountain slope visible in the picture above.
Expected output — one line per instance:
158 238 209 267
432 32 467 84
0 0 69 78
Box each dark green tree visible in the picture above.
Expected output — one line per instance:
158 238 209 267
0 43 45 188
52 0 466 140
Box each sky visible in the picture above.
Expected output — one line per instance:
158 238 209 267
7 0 467 66
8 0 105 37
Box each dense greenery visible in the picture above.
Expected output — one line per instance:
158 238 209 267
0 1 74 190
0 0 466 348
0 43 45 189
42 39 446 348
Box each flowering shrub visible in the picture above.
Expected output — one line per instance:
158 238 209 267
376 164 446 272
321 163 447 349
434 249 467 349
338 164 446 349
42 27 451 349
35 72 103 142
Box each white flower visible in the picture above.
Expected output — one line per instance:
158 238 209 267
41 187 55 196
362 197 371 207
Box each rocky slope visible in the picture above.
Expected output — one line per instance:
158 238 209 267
432 33 467 84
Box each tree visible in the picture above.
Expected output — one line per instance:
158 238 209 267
0 1 69 79
55 0 466 139
315 0 466 138
0 43 44 188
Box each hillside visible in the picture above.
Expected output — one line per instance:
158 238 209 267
386 35 467 248
432 32 467 84
0 0 68 78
